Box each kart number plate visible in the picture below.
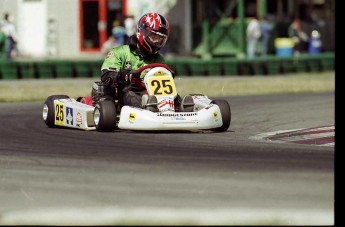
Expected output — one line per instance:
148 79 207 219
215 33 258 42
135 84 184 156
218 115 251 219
147 75 177 97
55 103 65 126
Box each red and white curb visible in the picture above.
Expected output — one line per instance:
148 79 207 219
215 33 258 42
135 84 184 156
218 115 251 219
250 125 334 147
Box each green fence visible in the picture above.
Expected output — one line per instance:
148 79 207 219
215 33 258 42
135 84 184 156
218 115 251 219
0 52 334 80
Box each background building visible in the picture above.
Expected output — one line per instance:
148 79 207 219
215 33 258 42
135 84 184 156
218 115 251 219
0 0 334 59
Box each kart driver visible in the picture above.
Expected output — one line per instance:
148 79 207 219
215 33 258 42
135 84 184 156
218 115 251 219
91 12 194 112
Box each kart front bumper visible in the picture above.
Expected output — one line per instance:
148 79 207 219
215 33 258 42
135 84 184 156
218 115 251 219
117 105 223 131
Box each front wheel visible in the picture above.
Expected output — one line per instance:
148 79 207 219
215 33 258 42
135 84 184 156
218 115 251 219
93 100 117 132
211 99 231 132
42 95 70 128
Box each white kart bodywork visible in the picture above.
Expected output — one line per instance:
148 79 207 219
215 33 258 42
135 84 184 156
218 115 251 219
48 94 223 131
118 96 223 130
43 64 231 132
47 98 96 130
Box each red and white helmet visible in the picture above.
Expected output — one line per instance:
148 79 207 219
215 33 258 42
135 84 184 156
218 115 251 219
136 12 170 55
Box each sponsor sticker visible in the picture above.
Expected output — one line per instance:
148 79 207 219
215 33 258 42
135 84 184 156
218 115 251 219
129 112 136 123
66 107 73 125
213 112 219 121
76 112 82 124
153 70 167 76
175 116 186 120
125 61 132 70
158 97 175 112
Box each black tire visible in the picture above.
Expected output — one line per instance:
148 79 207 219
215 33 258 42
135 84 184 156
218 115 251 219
93 100 117 132
42 95 70 128
211 99 231 132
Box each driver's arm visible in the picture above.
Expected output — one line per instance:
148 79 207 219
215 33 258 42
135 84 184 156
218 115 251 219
100 68 132 86
100 47 132 86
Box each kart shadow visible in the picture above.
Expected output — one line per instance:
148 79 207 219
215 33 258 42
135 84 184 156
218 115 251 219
121 129 235 134
44 126 235 134
45 126 235 134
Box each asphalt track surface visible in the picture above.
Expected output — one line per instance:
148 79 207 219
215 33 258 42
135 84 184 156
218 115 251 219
0 92 335 225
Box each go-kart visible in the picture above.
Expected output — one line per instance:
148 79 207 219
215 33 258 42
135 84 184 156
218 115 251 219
42 63 231 132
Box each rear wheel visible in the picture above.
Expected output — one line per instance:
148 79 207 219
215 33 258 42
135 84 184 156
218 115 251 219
93 100 117 132
211 99 231 132
42 95 70 128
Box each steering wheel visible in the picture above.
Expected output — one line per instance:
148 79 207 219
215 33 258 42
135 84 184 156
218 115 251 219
130 63 175 78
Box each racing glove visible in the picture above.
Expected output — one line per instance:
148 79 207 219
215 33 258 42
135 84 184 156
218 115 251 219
100 69 118 86
101 69 139 87
117 71 138 84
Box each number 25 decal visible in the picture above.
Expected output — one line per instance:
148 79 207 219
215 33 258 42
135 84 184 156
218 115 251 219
148 77 177 96
55 104 64 125
151 79 173 95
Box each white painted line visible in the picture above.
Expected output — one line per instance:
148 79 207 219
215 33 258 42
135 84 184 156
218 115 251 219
308 126 334 132
275 132 334 142
0 207 334 226
319 142 335 147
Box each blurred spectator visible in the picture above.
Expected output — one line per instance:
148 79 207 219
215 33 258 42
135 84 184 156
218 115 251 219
111 20 126 46
101 35 119 56
246 16 261 58
0 27 5 58
124 15 136 40
1 13 18 60
289 17 308 55
260 16 273 56
308 30 322 55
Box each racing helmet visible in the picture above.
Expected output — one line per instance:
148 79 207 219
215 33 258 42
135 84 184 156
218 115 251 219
136 12 170 55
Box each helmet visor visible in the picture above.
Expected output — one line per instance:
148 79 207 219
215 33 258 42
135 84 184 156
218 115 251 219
145 32 167 48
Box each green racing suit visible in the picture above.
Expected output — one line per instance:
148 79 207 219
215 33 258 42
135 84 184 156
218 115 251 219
101 44 166 78
91 36 174 108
